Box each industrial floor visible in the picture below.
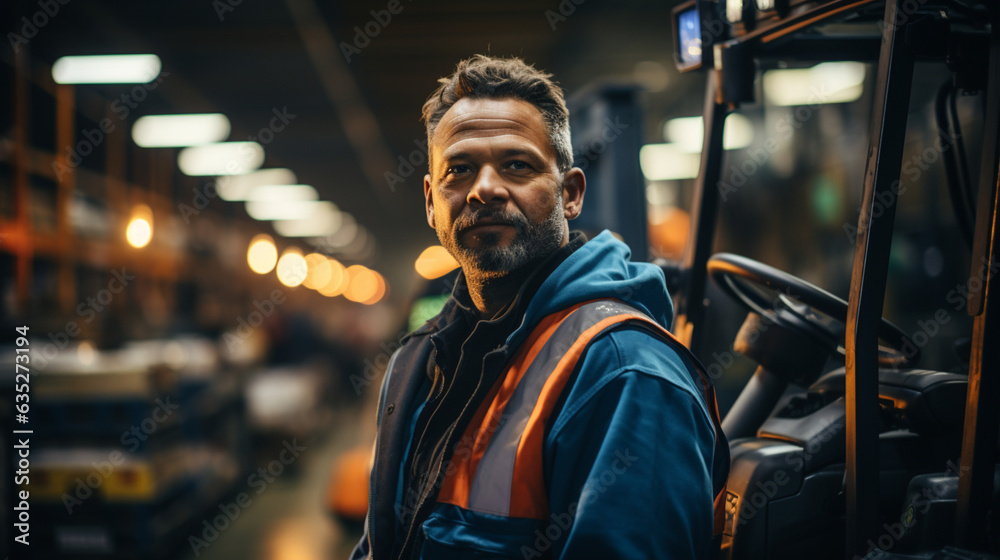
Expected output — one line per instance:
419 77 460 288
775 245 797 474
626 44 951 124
174 409 365 560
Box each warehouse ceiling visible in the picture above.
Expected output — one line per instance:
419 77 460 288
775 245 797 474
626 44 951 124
3 0 701 298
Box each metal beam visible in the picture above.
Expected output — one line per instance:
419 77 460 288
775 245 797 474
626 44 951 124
284 0 399 203
674 74 728 354
844 0 914 557
955 3 1000 549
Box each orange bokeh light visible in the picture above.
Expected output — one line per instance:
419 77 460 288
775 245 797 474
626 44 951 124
318 259 348 297
344 265 378 303
415 245 459 279
362 271 387 305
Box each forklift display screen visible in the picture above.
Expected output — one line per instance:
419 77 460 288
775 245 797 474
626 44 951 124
677 7 703 67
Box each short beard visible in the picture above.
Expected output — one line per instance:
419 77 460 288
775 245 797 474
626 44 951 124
441 198 566 278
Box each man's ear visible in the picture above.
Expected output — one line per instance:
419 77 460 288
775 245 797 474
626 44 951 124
424 174 436 229
561 167 586 220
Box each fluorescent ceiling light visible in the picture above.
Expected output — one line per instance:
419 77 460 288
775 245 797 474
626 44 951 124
246 184 318 203
52 54 161 84
763 62 865 106
664 114 754 153
132 113 230 147
639 144 701 181
216 168 297 201
273 202 343 237
246 199 331 221
178 142 264 176
315 213 358 249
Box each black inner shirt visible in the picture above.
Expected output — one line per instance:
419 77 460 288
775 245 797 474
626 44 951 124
395 232 587 559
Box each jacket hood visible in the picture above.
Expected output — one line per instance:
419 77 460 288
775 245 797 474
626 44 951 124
508 230 674 348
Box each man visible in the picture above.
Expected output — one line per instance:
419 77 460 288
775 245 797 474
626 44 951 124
351 55 727 560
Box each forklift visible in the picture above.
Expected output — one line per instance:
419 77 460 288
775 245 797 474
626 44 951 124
666 0 1000 558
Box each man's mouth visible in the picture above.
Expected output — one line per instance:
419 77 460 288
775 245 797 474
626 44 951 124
466 220 512 231
459 217 516 236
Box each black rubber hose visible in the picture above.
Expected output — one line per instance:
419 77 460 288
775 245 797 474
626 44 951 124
935 80 974 247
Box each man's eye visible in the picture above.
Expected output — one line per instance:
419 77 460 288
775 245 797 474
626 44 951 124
446 164 471 175
507 160 529 171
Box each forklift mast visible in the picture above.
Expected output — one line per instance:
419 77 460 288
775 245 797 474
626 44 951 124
669 1 1000 557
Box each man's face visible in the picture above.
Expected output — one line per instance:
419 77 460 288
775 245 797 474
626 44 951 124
423 97 584 275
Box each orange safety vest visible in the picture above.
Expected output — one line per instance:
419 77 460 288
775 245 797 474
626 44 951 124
435 299 729 546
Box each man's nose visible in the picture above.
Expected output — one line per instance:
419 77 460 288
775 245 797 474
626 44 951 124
467 165 509 206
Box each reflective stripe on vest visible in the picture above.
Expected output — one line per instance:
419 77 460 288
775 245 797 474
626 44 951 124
436 299 728 538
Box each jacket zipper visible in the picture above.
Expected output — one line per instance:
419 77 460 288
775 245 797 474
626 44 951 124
395 345 506 560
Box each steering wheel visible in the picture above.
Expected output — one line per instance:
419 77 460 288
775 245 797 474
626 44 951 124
707 253 919 369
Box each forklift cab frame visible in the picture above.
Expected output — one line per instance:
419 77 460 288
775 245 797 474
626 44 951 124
668 1 1000 558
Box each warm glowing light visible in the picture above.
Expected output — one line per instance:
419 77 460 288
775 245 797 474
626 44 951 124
303 253 333 289
344 265 378 303
132 113 231 147
763 62 865 106
178 142 264 176
126 204 153 248
217 168 297 201
318 259 348 297
362 271 387 305
247 234 278 274
78 341 96 365
726 0 745 22
52 54 161 84
276 249 307 287
162 341 188 369
648 207 691 260
415 245 459 280
639 144 701 181
663 114 754 153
